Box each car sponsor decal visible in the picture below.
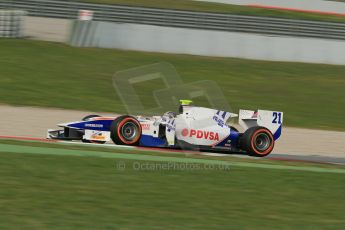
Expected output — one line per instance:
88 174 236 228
85 124 103 128
181 128 219 141
213 110 228 127
91 132 106 140
213 116 225 127
141 124 151 130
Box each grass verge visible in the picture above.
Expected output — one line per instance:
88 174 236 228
1 139 344 170
0 39 344 130
0 139 344 229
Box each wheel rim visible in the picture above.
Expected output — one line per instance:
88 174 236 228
254 133 271 152
121 122 138 141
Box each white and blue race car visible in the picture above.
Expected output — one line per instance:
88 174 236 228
47 100 283 157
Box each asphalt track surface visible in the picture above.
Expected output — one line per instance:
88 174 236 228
1 105 345 156
1 135 344 166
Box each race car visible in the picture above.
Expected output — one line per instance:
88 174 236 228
47 100 283 157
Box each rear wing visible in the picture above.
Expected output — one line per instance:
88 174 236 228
239 110 283 140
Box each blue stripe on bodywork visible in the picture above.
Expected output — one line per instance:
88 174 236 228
139 135 167 147
215 128 240 148
273 125 282 140
67 120 113 131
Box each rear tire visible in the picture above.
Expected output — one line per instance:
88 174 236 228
110 115 142 145
240 126 274 157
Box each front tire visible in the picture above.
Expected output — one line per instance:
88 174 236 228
240 127 274 157
110 115 142 145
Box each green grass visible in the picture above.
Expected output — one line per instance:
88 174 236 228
0 39 345 130
71 0 345 23
1 139 344 170
0 140 344 229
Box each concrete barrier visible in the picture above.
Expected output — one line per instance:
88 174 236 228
24 16 71 42
69 21 345 65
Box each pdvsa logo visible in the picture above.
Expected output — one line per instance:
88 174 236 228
181 128 219 141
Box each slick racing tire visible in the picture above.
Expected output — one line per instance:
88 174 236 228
81 114 105 144
110 115 142 146
240 126 274 157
